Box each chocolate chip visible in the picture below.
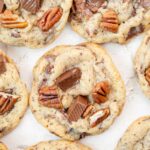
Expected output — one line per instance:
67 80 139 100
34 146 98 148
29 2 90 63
67 96 89 122
55 67 81 91
0 55 6 75
0 0 4 13
20 0 41 14
126 24 144 40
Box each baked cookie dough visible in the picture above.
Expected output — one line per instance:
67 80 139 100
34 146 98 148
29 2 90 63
30 43 126 140
0 0 72 48
0 50 28 138
135 31 150 98
0 142 8 150
26 140 91 150
70 0 150 44
116 116 150 150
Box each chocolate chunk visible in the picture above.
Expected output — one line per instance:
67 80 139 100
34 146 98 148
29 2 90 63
0 55 6 75
55 68 81 91
20 0 41 14
126 24 144 40
141 0 150 8
67 96 89 122
0 0 4 13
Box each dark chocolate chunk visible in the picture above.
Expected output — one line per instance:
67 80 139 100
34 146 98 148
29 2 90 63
0 55 6 75
126 24 144 40
55 67 81 91
67 96 88 122
0 0 4 13
20 0 41 14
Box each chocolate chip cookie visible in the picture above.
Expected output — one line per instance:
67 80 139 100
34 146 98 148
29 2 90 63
116 116 150 150
70 0 150 44
0 142 8 150
0 50 28 138
30 43 126 140
135 31 150 98
26 140 91 150
0 0 72 48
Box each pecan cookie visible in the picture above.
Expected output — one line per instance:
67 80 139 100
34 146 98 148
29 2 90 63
0 50 28 138
30 43 126 140
0 142 8 150
0 0 72 48
135 31 150 98
26 140 91 150
70 0 150 44
116 116 150 150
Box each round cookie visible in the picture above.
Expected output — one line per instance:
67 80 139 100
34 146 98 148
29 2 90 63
26 140 91 150
30 43 126 140
0 142 8 150
0 0 72 48
116 116 150 150
135 31 150 98
70 0 150 44
0 50 28 138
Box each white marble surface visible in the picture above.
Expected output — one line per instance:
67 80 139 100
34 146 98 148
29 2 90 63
0 24 150 150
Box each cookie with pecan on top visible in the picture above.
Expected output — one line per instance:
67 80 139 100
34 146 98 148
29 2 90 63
0 0 72 48
70 0 150 44
0 50 28 138
30 43 126 140
135 31 150 98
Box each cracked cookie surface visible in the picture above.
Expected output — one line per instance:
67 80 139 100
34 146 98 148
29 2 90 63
116 116 150 150
0 0 72 48
70 0 150 44
135 31 150 98
26 140 91 150
30 43 126 140
0 50 28 138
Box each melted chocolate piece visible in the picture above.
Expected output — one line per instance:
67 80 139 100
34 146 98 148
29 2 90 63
55 67 81 91
67 96 89 122
126 24 144 40
20 0 41 14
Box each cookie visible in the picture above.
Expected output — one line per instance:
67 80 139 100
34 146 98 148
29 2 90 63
135 31 150 98
26 140 91 150
30 43 126 140
70 0 150 44
0 0 72 48
0 50 28 138
0 142 8 150
116 116 150 150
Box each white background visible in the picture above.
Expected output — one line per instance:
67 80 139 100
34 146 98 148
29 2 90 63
0 24 150 150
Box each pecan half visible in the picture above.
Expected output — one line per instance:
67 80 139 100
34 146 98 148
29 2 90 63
37 7 63 32
0 92 19 115
100 10 120 33
90 108 110 128
92 81 110 104
82 105 95 118
145 67 150 85
39 85 62 109
0 10 28 29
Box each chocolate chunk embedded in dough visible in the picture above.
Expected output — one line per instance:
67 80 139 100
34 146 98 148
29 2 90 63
55 67 81 91
20 0 41 14
67 96 89 122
